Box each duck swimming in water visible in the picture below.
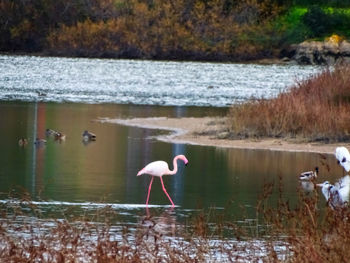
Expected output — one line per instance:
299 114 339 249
34 138 47 147
300 167 318 181
54 132 66 141
82 130 96 141
18 138 28 147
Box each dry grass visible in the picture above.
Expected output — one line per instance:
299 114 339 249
0 200 272 262
228 64 350 142
259 176 350 263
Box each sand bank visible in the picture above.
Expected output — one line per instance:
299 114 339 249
99 117 349 154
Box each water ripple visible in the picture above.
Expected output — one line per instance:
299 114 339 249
0 55 322 107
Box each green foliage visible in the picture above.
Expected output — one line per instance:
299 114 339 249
302 6 350 38
302 6 329 37
272 7 309 43
292 0 350 7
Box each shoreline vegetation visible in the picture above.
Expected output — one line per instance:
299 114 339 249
228 65 350 142
1 0 350 64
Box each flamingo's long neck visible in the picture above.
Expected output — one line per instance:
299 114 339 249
168 156 180 175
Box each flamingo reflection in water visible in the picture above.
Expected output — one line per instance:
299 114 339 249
140 207 178 241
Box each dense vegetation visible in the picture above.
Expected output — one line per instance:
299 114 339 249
228 64 350 142
1 0 350 61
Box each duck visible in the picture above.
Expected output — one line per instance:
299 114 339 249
36 91 46 97
299 167 318 181
317 175 350 209
46 128 58 137
335 146 350 172
18 138 28 147
82 130 96 141
54 131 66 141
34 138 47 146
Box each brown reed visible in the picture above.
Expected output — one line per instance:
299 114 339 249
228 64 350 142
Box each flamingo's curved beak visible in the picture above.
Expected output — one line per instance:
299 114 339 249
185 161 188 166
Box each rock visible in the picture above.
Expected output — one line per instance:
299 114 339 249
340 41 350 56
288 38 350 65
281 57 291 62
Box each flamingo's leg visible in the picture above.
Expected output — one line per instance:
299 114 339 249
146 177 154 207
160 177 175 207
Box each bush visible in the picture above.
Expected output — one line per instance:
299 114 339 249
302 6 329 37
302 6 350 38
272 7 309 44
228 65 350 141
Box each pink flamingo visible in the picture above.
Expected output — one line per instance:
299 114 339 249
137 155 189 207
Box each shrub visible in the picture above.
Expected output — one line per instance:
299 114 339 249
302 6 350 39
228 65 350 141
302 6 329 37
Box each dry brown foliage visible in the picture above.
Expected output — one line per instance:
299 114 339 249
45 0 281 60
228 64 350 142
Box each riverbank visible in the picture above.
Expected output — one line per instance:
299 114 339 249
99 117 348 154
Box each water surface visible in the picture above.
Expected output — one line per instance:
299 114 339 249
0 102 340 219
0 55 321 106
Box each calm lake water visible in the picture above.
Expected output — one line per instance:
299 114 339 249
0 102 341 231
0 55 338 258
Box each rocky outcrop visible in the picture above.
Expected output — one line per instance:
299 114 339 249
287 39 350 65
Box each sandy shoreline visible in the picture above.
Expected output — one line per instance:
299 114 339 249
99 117 349 154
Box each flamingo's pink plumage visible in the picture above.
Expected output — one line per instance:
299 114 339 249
137 155 188 207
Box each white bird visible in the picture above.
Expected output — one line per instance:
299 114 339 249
335 147 350 172
137 155 189 207
300 167 318 181
317 175 350 209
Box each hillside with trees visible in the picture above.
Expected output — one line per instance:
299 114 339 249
1 0 350 61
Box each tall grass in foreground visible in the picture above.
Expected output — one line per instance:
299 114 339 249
228 64 350 142
1 179 350 262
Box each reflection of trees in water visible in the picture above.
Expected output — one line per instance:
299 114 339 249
170 107 187 206
32 102 46 196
